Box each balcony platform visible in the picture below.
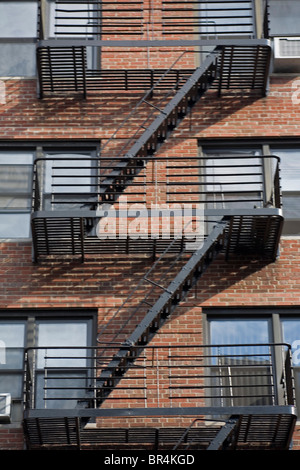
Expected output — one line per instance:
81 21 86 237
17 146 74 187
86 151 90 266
37 42 272 98
31 151 283 263
23 406 297 450
23 343 297 450
31 209 283 263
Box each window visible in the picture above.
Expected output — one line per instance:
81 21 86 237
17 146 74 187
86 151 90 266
269 147 300 235
0 142 100 238
208 317 273 407
205 309 300 409
42 149 98 211
0 321 26 403
0 1 38 76
202 146 264 210
0 310 96 421
269 0 300 37
0 150 34 238
47 1 99 39
200 140 300 235
281 319 300 408
42 1 100 69
35 319 92 409
199 1 255 38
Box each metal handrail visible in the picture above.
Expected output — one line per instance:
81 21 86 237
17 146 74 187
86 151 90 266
38 0 266 40
31 154 281 213
23 342 295 411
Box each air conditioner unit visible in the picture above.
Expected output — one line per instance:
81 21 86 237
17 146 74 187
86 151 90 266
0 393 11 423
273 37 300 72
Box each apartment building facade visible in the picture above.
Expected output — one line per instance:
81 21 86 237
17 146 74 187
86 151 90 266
0 0 300 451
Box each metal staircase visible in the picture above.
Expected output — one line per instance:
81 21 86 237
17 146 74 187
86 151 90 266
31 49 220 261
94 50 220 204
31 44 276 262
96 218 229 401
22 1 298 452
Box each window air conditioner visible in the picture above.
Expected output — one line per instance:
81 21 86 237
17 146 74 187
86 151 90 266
0 393 11 423
273 37 300 72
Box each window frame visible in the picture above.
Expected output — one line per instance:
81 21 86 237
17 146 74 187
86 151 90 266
199 137 300 236
40 0 101 69
0 308 97 422
0 140 101 239
0 0 39 77
203 306 300 412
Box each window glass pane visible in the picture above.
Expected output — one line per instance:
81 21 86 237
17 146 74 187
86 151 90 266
0 152 34 165
202 147 263 208
0 322 26 369
0 152 33 209
209 318 272 407
35 372 87 409
0 2 38 38
0 213 31 238
50 1 97 39
209 318 271 365
36 320 91 409
282 319 300 366
0 151 33 238
271 148 300 192
282 194 300 220
270 147 300 233
203 147 262 157
42 152 97 211
210 318 270 352
44 153 95 194
282 318 300 406
0 165 32 210
0 375 23 399
37 320 89 368
0 44 36 77
203 2 254 36
269 0 300 37
209 318 271 364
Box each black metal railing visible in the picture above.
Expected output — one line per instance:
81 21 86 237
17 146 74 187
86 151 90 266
31 155 281 213
38 0 270 40
23 343 295 412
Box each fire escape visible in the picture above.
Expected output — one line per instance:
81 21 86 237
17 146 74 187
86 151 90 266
23 1 297 450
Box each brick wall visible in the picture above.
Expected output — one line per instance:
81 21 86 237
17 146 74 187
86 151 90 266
0 73 300 449
0 238 299 313
0 428 24 450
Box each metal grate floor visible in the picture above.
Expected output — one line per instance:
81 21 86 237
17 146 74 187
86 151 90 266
31 214 283 262
36 44 271 98
23 412 296 450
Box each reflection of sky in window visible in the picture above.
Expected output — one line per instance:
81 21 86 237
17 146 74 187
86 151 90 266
0 152 33 165
0 322 25 369
37 321 88 368
271 149 300 192
210 319 270 345
199 1 254 36
0 2 37 38
203 148 263 196
0 213 31 238
210 319 270 364
282 319 300 366
44 154 94 194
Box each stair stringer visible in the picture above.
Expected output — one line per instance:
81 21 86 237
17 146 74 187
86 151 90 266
94 217 230 404
122 49 220 160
